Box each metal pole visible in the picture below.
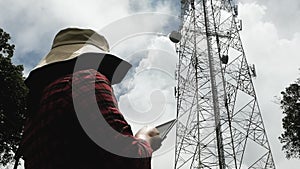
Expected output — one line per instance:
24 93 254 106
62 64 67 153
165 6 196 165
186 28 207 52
202 0 225 168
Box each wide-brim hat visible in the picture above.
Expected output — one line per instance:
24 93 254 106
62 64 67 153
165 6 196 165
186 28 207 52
26 28 132 85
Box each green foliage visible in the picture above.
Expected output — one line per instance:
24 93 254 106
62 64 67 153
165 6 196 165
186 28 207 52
0 28 28 166
279 78 300 159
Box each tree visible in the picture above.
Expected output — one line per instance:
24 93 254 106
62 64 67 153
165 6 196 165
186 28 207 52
279 78 300 159
0 28 28 166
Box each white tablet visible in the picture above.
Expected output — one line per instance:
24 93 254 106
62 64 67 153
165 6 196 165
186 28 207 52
156 119 177 140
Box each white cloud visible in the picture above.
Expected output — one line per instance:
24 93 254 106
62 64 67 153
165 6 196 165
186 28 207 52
116 36 177 126
0 0 180 77
239 2 300 168
240 0 300 38
0 0 133 75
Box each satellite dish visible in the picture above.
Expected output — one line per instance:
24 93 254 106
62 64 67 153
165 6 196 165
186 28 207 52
169 31 182 43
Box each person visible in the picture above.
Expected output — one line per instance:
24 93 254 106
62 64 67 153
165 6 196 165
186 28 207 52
20 28 162 169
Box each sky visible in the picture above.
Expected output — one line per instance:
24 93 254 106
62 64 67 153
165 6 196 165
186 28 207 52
0 0 300 168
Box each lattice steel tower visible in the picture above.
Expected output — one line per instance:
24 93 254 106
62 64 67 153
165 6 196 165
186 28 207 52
174 0 276 168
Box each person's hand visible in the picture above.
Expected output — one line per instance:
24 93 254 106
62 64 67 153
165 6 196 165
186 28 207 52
135 126 162 151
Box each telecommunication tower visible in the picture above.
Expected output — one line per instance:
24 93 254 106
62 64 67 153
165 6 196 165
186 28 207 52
174 0 276 168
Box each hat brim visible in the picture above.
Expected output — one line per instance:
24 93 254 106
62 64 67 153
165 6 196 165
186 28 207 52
27 44 132 85
33 44 121 70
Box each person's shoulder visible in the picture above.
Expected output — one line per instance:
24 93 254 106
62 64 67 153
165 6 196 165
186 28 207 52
72 69 112 86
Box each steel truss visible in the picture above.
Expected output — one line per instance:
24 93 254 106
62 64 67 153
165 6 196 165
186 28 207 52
174 0 276 168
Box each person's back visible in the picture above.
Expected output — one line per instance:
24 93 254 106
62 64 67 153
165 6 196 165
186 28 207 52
20 28 161 169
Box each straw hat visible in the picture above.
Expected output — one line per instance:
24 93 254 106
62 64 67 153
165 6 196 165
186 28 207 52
26 28 132 85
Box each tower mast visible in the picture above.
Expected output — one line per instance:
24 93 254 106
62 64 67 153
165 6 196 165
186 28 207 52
174 0 276 168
